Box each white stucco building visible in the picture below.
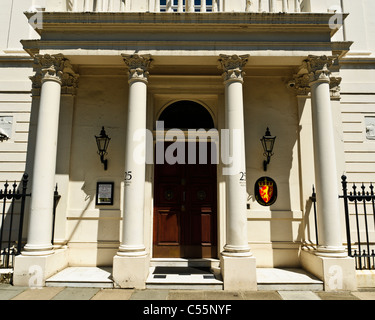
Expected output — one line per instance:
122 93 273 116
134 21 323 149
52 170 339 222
0 0 374 291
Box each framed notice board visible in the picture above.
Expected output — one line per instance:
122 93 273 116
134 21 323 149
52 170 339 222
96 182 114 205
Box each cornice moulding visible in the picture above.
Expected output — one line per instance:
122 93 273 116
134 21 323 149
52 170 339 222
21 40 352 59
339 56 375 64
0 55 34 63
25 12 347 36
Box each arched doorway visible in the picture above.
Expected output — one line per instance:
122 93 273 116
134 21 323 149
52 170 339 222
153 100 218 258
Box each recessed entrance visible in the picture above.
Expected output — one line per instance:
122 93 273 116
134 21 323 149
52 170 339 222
153 101 217 259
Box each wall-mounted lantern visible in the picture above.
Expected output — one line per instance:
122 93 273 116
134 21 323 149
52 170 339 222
260 127 276 171
0 131 9 142
95 126 111 171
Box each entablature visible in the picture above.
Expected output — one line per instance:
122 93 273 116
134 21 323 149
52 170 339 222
26 11 347 37
21 11 351 62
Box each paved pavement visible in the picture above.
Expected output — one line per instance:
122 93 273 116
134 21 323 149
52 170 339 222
2 284 374 318
1 284 374 301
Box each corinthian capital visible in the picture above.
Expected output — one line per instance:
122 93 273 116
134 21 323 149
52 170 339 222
218 54 249 83
122 54 152 84
30 54 79 96
30 73 43 97
60 59 79 95
304 55 337 84
288 73 342 98
329 76 342 98
288 73 311 96
34 54 65 83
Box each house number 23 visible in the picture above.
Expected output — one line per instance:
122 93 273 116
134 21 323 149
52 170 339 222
240 172 246 181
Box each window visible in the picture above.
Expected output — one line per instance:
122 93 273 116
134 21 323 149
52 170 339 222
160 0 215 12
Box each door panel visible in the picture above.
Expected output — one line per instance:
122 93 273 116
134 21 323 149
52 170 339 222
156 209 180 244
190 210 213 244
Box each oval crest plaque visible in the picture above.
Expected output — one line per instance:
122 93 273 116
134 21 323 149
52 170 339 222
254 177 277 206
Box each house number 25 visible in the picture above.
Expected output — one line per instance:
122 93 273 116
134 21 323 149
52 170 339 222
124 171 133 181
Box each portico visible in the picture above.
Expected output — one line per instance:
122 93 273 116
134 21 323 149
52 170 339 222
12 8 356 291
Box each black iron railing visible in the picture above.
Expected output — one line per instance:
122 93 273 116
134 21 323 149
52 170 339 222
310 185 319 247
340 175 375 270
0 174 30 269
52 184 61 245
0 174 60 269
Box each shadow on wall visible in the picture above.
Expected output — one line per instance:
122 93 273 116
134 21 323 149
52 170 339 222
23 75 127 267
243 76 305 267
66 76 127 266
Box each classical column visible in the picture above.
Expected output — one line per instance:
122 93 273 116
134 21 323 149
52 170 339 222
200 0 206 12
119 54 151 257
282 0 289 12
212 0 218 12
246 0 252 12
305 55 346 258
187 0 195 12
113 54 152 289
259 0 265 12
84 0 91 11
166 0 173 12
23 54 77 256
295 56 356 292
269 0 276 12
218 54 257 291
294 0 301 12
219 54 251 257
178 0 183 12
95 0 103 11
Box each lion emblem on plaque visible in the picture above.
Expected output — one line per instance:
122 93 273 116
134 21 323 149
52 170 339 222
255 177 278 206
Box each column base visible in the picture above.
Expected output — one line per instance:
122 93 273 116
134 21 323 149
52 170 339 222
112 254 150 289
220 254 257 291
222 244 253 257
315 245 347 258
301 249 357 291
13 248 68 287
117 244 147 257
22 243 55 256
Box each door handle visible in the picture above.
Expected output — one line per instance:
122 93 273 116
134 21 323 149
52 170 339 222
183 191 186 202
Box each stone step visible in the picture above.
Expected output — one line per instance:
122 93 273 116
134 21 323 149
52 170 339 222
150 258 220 268
146 266 224 290
45 267 114 288
256 268 324 291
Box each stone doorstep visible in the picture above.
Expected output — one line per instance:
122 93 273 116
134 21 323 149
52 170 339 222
150 258 220 268
146 259 224 290
145 266 224 290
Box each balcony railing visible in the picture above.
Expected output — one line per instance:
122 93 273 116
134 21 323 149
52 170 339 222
158 0 219 12
66 0 303 13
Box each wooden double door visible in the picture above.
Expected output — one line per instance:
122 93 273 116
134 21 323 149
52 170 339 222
153 142 217 258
